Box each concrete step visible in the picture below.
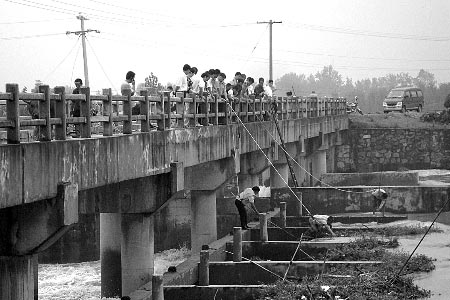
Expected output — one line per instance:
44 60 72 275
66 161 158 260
225 239 352 261
208 261 383 285
164 285 263 300
248 226 374 241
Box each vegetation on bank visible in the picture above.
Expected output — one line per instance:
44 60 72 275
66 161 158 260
348 112 449 129
257 236 434 300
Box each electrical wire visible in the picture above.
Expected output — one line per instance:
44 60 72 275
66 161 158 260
0 17 71 24
43 35 81 82
85 37 119 94
0 32 67 40
240 24 269 70
70 37 82 87
285 21 450 42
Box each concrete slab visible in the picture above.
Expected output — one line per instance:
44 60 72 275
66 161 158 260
164 285 264 300
208 261 383 285
226 240 349 261
270 214 407 227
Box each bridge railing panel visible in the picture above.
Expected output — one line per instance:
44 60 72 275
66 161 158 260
0 83 347 144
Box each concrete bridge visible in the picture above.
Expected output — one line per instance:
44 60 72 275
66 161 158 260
0 83 348 299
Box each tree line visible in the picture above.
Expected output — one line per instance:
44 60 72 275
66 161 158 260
275 66 449 113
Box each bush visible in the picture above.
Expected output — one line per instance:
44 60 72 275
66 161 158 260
420 110 450 124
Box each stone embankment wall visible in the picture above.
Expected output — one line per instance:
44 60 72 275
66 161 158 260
336 129 450 172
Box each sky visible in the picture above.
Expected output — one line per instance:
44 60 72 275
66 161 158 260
1 0 450 94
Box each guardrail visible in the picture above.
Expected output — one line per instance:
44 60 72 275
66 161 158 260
0 84 347 144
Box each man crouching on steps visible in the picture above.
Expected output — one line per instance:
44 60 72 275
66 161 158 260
235 186 260 230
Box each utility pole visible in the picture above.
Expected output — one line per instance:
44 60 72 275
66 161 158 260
257 20 282 81
66 13 99 87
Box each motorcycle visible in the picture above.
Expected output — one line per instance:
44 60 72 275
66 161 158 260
346 101 363 115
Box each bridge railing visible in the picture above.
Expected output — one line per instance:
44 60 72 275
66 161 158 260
0 83 347 144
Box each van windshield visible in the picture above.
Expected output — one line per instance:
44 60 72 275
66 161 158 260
387 90 404 98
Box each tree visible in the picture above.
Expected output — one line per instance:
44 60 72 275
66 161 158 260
144 72 163 94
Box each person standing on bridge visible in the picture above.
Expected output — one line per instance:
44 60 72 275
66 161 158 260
235 186 260 230
71 78 83 137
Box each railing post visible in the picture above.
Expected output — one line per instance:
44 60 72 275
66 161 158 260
38 85 51 141
259 213 268 242
233 227 242 262
177 92 185 128
192 93 197 127
199 250 210 286
157 93 165 130
280 202 287 228
123 88 132 134
152 274 164 300
213 94 219 125
140 89 150 132
54 86 66 140
6 83 20 144
80 87 91 138
165 91 171 129
102 89 113 136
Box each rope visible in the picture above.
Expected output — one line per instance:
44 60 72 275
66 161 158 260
248 98 373 195
227 101 313 216
221 249 288 282
283 233 304 281
390 196 449 284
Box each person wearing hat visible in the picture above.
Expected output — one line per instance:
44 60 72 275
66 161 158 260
235 186 260 230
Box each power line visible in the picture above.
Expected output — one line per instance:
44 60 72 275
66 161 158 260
85 37 118 94
0 32 67 40
0 17 71 24
257 20 282 80
43 35 81 81
278 49 450 63
285 21 450 42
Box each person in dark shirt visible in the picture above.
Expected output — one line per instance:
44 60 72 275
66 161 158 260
71 78 83 137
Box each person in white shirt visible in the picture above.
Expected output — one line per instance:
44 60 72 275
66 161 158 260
308 214 335 238
121 71 136 96
263 84 273 97
268 79 277 95
175 64 192 93
246 77 255 96
235 186 260 229
371 188 388 215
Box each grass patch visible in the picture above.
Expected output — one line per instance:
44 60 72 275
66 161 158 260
257 236 434 299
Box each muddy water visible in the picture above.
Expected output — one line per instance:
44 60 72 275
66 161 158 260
394 221 450 300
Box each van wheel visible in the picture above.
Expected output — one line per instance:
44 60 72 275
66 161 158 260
401 106 407 113
417 105 422 112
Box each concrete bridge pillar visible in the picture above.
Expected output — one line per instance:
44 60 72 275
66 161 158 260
191 190 217 253
291 156 307 187
270 163 289 188
0 255 36 300
312 150 327 185
238 174 259 191
100 212 154 298
100 213 122 298
121 213 154 296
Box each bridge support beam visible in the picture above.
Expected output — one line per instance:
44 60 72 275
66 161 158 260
100 213 122 298
191 190 217 253
0 255 37 300
121 213 154 296
312 150 327 185
270 163 289 188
